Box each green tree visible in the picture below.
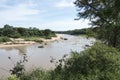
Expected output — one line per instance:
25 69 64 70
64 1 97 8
51 43 120 80
3 24 15 37
74 0 120 49
17 28 30 37
0 25 56 41
86 28 95 37
44 29 51 36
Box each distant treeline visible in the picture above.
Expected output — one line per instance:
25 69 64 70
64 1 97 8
0 24 56 38
56 25 120 50
56 28 87 35
56 28 96 37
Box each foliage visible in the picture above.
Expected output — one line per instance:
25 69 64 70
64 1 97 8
0 37 11 43
20 68 51 80
0 24 56 39
70 29 87 35
56 28 87 35
86 27 96 37
56 28 96 38
50 43 120 80
8 75 20 80
9 54 28 78
74 0 120 49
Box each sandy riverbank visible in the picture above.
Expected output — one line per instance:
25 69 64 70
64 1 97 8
0 34 62 48
40 34 62 42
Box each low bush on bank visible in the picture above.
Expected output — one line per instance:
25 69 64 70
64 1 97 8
8 43 120 80
20 69 51 80
0 37 11 43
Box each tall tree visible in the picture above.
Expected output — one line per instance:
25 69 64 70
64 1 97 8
74 0 120 49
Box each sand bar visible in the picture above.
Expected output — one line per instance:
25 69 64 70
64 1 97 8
0 34 62 48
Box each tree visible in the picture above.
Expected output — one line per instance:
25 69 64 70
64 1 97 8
52 43 120 80
74 0 120 49
44 29 51 36
17 28 30 37
3 24 15 37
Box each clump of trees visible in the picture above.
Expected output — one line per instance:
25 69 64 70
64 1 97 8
0 24 56 39
0 37 10 43
56 28 95 37
64 28 87 35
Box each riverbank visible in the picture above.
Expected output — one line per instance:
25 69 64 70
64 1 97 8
0 34 62 48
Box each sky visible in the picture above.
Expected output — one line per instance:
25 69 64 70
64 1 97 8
0 0 90 31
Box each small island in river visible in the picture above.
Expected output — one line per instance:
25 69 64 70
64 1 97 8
0 24 61 48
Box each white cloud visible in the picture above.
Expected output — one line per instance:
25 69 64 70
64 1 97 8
0 1 40 21
55 0 74 8
0 0 90 30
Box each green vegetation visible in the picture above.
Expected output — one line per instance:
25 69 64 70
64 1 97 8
74 0 120 50
1 0 120 79
49 43 120 80
0 37 11 43
20 69 50 80
56 28 87 35
0 24 56 42
56 28 96 38
8 75 19 80
23 37 43 43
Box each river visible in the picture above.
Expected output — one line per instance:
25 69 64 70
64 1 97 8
0 34 95 78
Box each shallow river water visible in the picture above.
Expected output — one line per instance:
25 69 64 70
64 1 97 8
0 34 95 78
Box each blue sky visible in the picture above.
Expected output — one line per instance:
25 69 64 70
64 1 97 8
0 0 90 31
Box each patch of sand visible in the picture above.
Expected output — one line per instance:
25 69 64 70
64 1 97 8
0 34 62 48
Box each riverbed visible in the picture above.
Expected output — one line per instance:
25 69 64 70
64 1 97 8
0 34 95 78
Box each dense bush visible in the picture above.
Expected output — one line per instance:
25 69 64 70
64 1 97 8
0 37 11 43
20 69 50 80
0 24 56 39
52 43 120 80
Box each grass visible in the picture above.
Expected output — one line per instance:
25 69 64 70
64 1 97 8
23 37 43 43
23 35 57 42
0 36 11 43
20 68 51 80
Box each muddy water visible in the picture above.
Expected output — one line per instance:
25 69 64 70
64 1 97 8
0 34 95 78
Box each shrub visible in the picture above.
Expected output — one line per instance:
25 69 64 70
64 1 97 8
20 69 50 80
0 37 10 43
8 75 20 80
52 43 120 80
